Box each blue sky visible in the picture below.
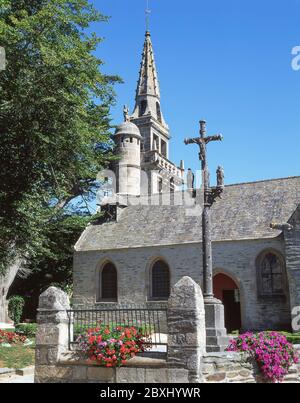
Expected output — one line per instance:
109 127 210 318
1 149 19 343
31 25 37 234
91 0 300 185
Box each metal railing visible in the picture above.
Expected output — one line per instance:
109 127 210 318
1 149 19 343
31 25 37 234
66 306 168 353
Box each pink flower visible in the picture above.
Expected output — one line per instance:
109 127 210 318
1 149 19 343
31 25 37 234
226 331 298 383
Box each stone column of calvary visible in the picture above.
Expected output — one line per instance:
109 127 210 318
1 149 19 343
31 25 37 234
184 120 229 352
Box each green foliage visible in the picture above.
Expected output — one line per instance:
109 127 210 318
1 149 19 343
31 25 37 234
8 295 25 324
15 323 38 338
0 0 121 275
279 332 300 345
9 213 92 319
0 0 120 315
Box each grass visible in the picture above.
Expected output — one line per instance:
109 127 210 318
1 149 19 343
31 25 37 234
0 343 35 369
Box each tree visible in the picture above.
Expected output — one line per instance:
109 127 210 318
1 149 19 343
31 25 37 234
0 0 121 321
9 214 90 319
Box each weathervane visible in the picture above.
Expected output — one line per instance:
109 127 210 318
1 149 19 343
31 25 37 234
146 0 151 31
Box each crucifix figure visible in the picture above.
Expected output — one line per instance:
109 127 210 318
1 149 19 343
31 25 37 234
184 120 229 352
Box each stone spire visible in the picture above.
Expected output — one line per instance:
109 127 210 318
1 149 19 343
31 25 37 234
131 31 167 127
136 31 160 99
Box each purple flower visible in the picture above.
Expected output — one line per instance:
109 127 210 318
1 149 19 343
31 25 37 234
226 331 298 383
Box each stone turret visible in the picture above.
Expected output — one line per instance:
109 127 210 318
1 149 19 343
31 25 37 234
114 120 142 197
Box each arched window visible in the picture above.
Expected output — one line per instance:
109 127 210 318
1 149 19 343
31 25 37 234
140 100 147 116
99 262 117 301
257 251 286 297
151 260 170 300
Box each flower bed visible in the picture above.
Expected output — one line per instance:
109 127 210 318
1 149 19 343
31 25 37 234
227 331 299 383
76 325 151 367
0 330 27 345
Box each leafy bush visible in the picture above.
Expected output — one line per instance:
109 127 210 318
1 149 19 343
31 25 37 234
74 323 153 339
76 325 150 367
279 332 300 345
227 331 299 383
8 296 25 325
15 323 37 338
0 330 27 345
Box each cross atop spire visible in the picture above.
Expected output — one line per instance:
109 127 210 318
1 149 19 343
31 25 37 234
145 0 151 32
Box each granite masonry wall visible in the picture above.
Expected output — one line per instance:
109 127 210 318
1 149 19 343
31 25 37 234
285 207 300 329
202 346 300 383
35 284 300 384
73 237 290 330
35 349 300 384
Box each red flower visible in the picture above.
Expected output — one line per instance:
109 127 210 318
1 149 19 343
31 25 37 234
77 324 149 368
88 336 96 344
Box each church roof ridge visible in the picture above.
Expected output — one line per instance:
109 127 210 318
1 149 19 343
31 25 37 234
224 175 300 188
75 175 300 252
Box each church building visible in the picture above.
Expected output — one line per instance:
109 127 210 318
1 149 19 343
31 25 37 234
73 31 300 332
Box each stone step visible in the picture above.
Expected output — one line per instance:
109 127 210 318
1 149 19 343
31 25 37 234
16 366 35 376
138 352 167 360
206 335 230 352
0 323 14 330
0 368 16 379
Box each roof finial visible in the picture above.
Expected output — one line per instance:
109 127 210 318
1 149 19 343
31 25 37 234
145 0 151 33
123 105 130 122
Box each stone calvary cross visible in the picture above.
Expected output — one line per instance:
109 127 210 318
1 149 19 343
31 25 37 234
184 120 229 352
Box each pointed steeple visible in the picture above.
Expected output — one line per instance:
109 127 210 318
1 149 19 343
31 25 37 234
131 31 167 127
136 31 160 99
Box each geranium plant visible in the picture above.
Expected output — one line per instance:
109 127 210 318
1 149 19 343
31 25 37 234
227 331 299 383
76 325 150 367
0 330 27 345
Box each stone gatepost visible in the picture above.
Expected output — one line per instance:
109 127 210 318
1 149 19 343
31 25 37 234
34 287 70 383
167 276 206 383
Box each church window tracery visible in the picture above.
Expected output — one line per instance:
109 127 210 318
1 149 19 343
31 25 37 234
257 250 286 297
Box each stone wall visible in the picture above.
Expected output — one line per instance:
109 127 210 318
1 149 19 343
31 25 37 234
36 353 189 384
35 278 205 383
35 285 300 383
36 350 300 383
167 277 206 382
202 345 300 383
73 237 290 330
35 287 70 380
285 206 300 328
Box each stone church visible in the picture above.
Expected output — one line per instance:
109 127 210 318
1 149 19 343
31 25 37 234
73 31 300 333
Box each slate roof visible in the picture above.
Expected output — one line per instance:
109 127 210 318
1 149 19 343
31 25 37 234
75 176 300 252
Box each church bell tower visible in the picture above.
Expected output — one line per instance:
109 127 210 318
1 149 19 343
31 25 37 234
130 31 184 195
